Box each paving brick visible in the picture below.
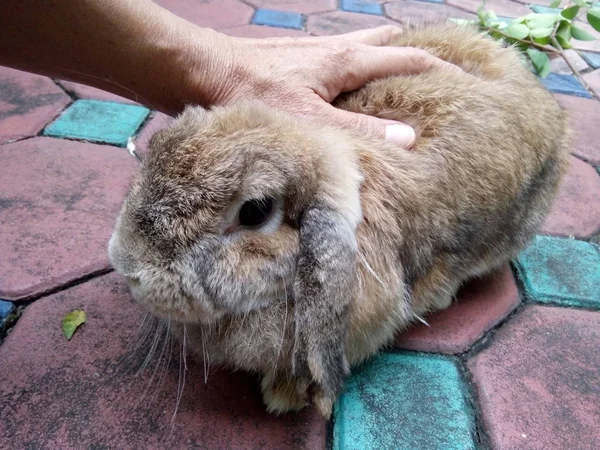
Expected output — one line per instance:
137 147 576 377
529 4 561 14
220 24 309 37
252 8 305 30
58 80 137 105
554 94 600 165
340 0 384 16
247 0 336 14
468 305 600 450
333 353 477 450
43 100 150 147
0 67 71 144
395 265 520 354
155 0 254 28
570 22 600 52
0 137 137 301
549 50 589 75
306 10 396 35
446 0 530 17
583 68 600 97
580 51 600 69
0 273 327 449
541 156 600 239
0 300 15 323
541 73 593 98
385 0 476 22
515 235 600 309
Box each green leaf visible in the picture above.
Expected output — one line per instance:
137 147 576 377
477 5 487 24
533 35 552 45
509 16 527 25
555 20 572 48
549 0 561 7
588 8 600 32
561 5 580 20
530 27 554 38
573 0 587 6
62 309 86 340
571 24 597 40
527 48 551 77
486 10 498 21
506 23 531 39
489 18 508 30
527 13 561 29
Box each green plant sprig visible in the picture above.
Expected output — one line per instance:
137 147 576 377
452 1 600 96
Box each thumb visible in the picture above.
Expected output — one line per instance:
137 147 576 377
320 104 416 148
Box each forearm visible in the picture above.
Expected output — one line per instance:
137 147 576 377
0 0 230 115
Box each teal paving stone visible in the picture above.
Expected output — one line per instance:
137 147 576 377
540 73 593 98
0 300 15 323
529 4 562 14
43 99 150 147
333 353 477 450
515 235 600 309
340 0 383 15
580 51 600 69
252 8 304 29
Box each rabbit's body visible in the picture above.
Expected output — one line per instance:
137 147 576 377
109 24 568 417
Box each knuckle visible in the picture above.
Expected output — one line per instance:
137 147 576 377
411 48 436 69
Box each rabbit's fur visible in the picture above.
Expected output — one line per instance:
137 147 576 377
109 24 569 417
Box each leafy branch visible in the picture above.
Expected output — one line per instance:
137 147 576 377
452 1 600 94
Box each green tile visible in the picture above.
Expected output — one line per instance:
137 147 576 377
333 353 477 450
44 99 150 147
515 235 600 309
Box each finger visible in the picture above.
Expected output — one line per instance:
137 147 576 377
318 103 416 148
333 25 403 46
340 46 467 93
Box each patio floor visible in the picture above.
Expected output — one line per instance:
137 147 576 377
0 0 599 449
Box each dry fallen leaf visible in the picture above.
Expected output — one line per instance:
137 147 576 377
62 309 86 340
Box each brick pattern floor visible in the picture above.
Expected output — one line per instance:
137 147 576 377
1 1 599 449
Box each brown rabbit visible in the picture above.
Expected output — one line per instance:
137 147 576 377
108 23 569 418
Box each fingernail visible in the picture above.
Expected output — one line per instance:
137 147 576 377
385 124 416 148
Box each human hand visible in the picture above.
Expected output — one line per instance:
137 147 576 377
196 26 463 148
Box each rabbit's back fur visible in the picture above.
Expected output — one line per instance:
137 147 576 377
331 24 569 356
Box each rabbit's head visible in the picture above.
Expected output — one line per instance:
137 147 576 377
109 102 363 413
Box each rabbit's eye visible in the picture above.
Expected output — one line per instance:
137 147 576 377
239 197 274 228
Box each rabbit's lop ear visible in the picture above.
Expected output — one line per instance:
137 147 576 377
292 204 358 418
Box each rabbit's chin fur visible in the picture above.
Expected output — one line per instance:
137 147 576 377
109 23 569 418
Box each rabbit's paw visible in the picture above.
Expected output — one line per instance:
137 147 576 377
261 371 309 415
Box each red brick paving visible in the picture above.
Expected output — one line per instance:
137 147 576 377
1 0 600 449
306 10 397 35
58 80 138 105
446 0 530 17
583 69 600 105
0 137 137 300
395 265 520 354
0 66 71 144
385 0 476 23
155 0 254 28
0 274 327 450
542 156 600 239
246 0 337 14
555 94 600 166
469 305 600 450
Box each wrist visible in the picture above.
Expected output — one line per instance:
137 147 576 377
117 3 238 116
